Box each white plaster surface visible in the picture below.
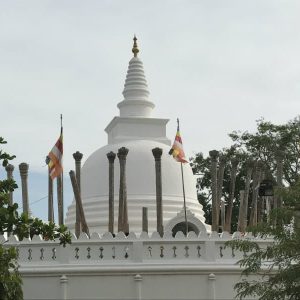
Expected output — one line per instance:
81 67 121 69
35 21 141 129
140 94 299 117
65 51 209 234
65 140 209 234
4 232 266 300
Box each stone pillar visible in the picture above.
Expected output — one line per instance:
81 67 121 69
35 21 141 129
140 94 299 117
243 159 254 230
258 166 267 223
19 163 29 214
209 150 219 232
217 155 226 226
5 164 14 206
208 273 216 300
224 158 239 232
249 161 263 227
220 200 225 231
257 195 264 224
275 150 284 209
237 190 245 232
117 147 129 234
107 151 116 234
294 203 300 231
73 151 83 238
152 147 163 236
57 174 64 225
69 170 89 237
266 196 271 222
142 207 148 233
48 166 54 222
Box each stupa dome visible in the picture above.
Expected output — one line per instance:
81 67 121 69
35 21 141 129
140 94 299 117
65 140 208 233
65 37 209 234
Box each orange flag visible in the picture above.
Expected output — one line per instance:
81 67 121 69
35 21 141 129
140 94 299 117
47 127 63 180
169 119 188 163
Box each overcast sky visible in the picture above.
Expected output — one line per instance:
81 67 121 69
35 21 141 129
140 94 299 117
1 1 300 220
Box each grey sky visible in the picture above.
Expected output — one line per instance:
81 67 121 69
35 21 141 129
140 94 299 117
1 1 300 219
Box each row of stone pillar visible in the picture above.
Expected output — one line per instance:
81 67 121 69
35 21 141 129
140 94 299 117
106 147 164 236
209 149 284 233
5 146 163 238
210 150 238 232
5 152 84 234
46 167 63 226
5 163 30 214
5 162 65 226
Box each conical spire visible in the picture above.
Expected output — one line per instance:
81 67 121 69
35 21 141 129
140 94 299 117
117 36 155 118
132 35 139 57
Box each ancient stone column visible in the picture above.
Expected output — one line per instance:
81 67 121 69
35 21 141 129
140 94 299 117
142 207 148 233
224 158 239 232
107 151 116 234
220 200 225 231
266 196 271 223
257 166 267 223
73 151 83 237
19 163 29 214
209 150 219 232
237 190 245 232
48 166 54 222
117 147 129 234
152 147 163 236
69 170 89 237
57 174 64 225
242 159 254 230
294 203 300 231
5 164 14 206
275 150 284 209
217 155 226 226
249 161 263 227
257 195 264 224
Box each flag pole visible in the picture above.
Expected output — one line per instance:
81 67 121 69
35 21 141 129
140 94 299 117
46 156 54 222
177 118 188 236
60 114 64 224
57 114 64 225
169 118 189 236
180 161 189 236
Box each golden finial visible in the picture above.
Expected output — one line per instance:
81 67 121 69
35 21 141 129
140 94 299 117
132 35 139 57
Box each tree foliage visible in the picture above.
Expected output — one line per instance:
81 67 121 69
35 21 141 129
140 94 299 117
225 182 300 300
0 138 72 300
190 117 300 232
229 117 300 185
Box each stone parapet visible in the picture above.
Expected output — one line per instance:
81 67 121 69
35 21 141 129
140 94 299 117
3 232 271 267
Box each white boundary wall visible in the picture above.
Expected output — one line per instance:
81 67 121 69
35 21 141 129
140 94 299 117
2 231 268 300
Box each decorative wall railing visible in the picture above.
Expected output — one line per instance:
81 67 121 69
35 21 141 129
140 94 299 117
1 231 271 266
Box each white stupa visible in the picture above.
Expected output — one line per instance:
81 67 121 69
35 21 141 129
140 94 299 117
10 37 262 300
65 37 209 234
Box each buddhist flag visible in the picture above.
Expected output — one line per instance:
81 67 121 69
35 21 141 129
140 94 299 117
169 119 188 163
47 123 63 180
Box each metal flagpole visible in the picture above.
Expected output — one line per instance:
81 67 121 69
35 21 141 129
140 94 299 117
57 114 64 225
170 118 189 236
180 162 189 236
46 158 54 222
60 114 64 224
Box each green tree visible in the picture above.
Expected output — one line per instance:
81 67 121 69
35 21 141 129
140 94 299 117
229 117 300 185
0 137 72 300
225 182 300 300
190 117 300 232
